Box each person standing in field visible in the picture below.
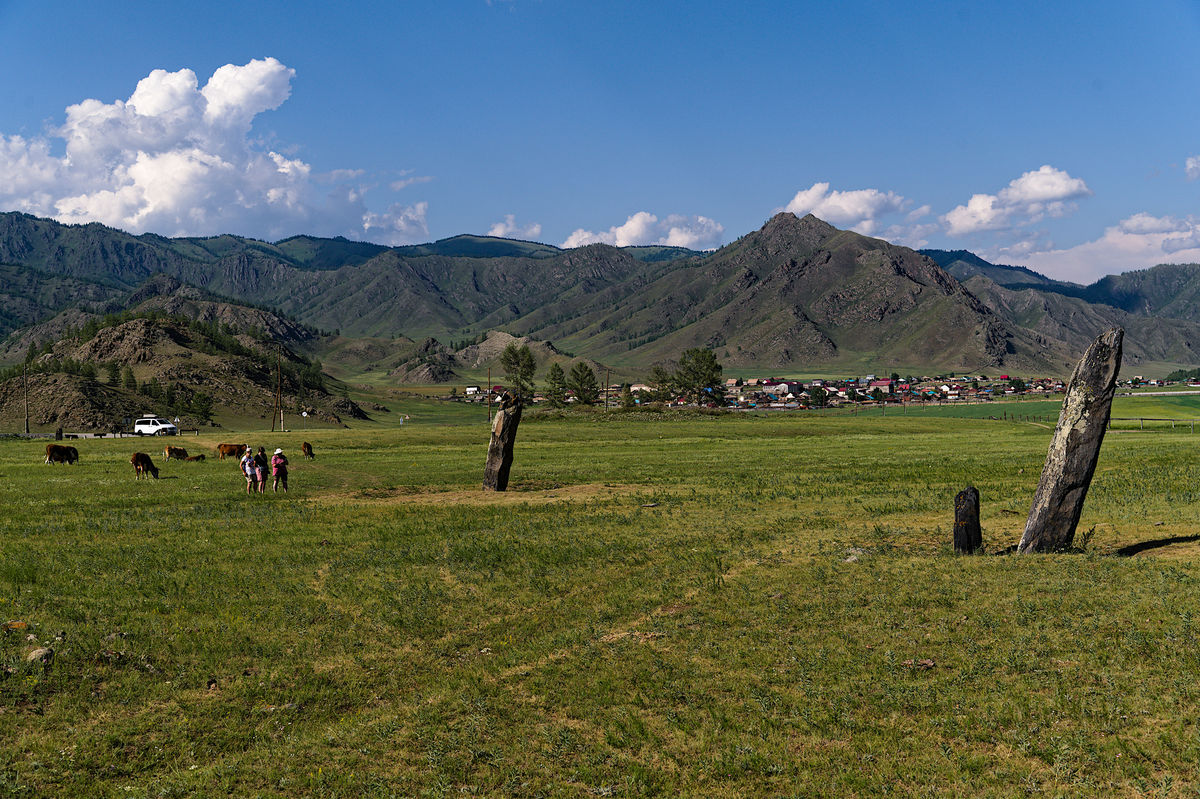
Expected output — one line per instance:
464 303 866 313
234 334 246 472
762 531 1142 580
271 447 289 493
253 446 270 494
239 445 257 495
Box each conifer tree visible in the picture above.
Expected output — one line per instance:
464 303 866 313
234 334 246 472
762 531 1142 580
499 343 537 402
544 362 568 408
674 348 724 405
566 361 599 405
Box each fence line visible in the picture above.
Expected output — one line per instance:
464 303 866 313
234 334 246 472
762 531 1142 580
1108 417 1198 432
989 413 1200 432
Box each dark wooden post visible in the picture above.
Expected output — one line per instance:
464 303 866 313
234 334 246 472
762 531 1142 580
483 391 522 491
1019 327 1123 553
954 486 982 553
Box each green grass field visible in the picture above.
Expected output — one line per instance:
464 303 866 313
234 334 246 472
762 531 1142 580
4 397 1200 796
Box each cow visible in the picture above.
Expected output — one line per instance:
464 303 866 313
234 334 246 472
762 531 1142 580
301 441 314 460
130 452 159 479
164 445 188 461
45 444 79 465
185 454 206 462
217 443 245 460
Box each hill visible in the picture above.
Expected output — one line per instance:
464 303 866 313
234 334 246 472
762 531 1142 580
0 275 321 362
0 311 365 432
0 263 124 343
922 249 1065 289
326 330 600 385
1079 262 1200 319
929 247 1200 329
959 274 1200 368
0 212 704 344
507 214 1060 372
7 210 1200 375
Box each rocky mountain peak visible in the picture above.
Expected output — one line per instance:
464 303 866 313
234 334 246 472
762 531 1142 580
746 212 840 258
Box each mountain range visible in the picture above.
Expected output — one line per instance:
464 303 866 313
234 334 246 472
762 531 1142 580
4 209 1200 377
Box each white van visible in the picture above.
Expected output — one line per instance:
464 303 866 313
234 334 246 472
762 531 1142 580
132 416 178 436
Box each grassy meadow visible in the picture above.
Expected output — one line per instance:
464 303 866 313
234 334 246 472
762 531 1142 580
4 396 1200 796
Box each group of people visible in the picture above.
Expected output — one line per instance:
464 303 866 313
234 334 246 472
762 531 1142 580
238 445 289 494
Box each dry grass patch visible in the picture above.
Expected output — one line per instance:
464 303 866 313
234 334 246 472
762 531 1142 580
312 481 652 507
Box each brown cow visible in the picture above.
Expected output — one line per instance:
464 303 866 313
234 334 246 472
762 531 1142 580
301 441 314 460
45 444 78 465
217 443 245 460
164 445 188 461
185 454 206 462
130 452 159 479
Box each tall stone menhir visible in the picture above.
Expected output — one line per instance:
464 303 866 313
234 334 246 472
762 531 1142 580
482 390 522 491
954 486 982 554
1018 327 1123 553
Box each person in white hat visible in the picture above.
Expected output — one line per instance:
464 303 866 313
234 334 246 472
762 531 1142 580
239 445 257 496
271 447 289 493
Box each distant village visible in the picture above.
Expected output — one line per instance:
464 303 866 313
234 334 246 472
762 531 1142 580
455 374 1178 410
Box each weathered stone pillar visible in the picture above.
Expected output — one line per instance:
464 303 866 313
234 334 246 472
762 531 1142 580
954 486 982 554
483 391 522 491
1018 327 1123 553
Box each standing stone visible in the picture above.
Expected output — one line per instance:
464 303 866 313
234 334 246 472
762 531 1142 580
482 391 522 491
1019 327 1123 553
954 486 982 554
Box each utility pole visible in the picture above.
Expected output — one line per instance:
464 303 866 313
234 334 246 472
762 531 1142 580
23 361 29 435
271 350 278 432
487 367 492 425
276 346 284 432
271 344 283 432
605 367 611 411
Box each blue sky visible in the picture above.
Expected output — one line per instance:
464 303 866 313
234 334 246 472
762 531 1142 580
0 0 1198 283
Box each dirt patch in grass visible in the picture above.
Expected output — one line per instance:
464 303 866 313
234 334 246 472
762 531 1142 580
599 630 666 643
313 482 651 507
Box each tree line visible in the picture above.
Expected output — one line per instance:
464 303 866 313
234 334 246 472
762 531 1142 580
498 343 724 408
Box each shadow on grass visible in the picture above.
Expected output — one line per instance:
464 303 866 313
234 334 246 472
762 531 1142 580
1115 534 1200 557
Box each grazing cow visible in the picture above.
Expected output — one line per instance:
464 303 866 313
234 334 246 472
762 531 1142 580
301 441 314 460
185 454 206 462
216 443 244 460
45 444 79 465
164 445 188 461
130 452 159 479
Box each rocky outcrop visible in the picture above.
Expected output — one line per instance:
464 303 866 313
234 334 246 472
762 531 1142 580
0 374 149 431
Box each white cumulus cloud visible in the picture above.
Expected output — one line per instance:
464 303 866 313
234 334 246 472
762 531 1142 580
363 202 429 243
0 58 430 244
1187 156 1200 180
487 214 542 240
882 222 941 250
1118 212 1189 235
943 165 1091 237
1006 212 1200 284
562 212 724 250
784 182 907 235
